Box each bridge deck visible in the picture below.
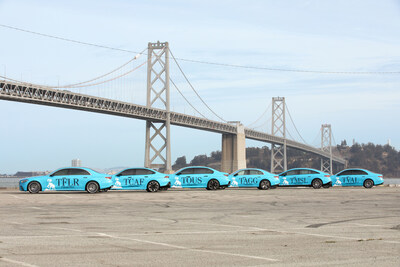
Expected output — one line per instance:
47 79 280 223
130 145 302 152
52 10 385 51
0 81 345 164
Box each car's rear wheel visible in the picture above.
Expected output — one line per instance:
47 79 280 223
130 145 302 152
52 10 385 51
86 181 99 194
147 181 160 192
28 181 41 194
363 179 374 189
258 179 270 190
311 179 323 189
207 179 220 190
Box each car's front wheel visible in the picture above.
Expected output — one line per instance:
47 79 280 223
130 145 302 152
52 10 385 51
258 179 270 190
86 181 99 194
28 181 41 193
311 179 323 189
147 181 160 192
363 179 374 189
207 179 220 190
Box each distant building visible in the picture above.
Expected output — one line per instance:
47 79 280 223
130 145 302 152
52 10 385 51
72 159 82 167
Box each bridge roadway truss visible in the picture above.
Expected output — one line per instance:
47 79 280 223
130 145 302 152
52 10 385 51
0 81 346 165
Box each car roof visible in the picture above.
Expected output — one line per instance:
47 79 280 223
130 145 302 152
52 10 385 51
52 167 100 174
175 166 217 172
234 168 266 172
285 168 321 172
121 167 157 171
336 168 372 174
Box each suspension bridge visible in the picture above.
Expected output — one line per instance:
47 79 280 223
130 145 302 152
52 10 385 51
0 41 346 174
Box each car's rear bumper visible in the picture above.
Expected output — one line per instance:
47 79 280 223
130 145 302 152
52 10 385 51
220 181 231 188
161 182 171 189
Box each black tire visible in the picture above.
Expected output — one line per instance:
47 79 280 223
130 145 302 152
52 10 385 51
363 179 374 189
207 179 220 190
311 179 323 189
147 180 160 192
86 181 99 194
258 179 270 190
28 181 41 194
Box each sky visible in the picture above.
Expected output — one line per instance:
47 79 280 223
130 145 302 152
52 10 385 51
0 0 399 173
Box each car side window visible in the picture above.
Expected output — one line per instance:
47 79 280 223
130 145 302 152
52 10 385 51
299 170 310 175
352 170 367 175
193 168 213 174
118 169 136 176
234 170 246 176
286 170 299 176
51 169 69 176
135 169 155 175
179 168 194 175
69 169 90 176
249 170 263 175
337 170 352 176
309 170 319 174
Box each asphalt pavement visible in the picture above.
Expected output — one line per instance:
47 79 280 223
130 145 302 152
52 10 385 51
0 186 399 266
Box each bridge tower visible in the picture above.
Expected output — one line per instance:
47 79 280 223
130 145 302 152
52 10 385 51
271 97 287 173
144 41 172 173
321 124 333 174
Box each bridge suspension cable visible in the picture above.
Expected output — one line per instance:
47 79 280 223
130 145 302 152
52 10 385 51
2 23 400 75
51 48 146 88
170 78 207 119
0 61 147 90
286 104 310 145
246 101 272 128
55 61 147 88
169 48 227 122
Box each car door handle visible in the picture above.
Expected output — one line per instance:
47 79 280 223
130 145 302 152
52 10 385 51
83 177 88 179
144 176 148 178
204 176 208 177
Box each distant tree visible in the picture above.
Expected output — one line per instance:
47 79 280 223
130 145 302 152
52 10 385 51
172 156 188 170
210 151 221 161
190 154 209 166
175 156 187 166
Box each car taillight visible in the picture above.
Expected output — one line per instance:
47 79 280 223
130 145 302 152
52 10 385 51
105 176 112 179
224 174 228 176
324 175 330 177
378 176 383 178
164 176 169 178
274 176 279 179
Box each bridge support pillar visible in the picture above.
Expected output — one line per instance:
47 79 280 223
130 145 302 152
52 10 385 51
144 41 172 173
221 123 246 173
271 97 287 173
321 124 333 174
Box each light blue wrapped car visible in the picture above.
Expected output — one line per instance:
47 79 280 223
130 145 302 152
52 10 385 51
228 168 280 189
330 168 384 188
278 168 332 189
111 167 171 192
169 166 230 190
19 167 113 194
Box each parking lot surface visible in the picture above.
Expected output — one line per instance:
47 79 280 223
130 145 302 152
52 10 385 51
0 187 399 266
